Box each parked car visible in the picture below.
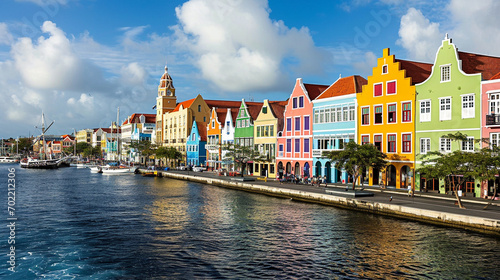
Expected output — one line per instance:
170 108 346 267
193 165 206 172
177 165 189 171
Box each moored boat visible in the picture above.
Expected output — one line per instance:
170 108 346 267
0 156 20 163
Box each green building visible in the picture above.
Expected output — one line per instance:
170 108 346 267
233 99 263 175
415 35 500 196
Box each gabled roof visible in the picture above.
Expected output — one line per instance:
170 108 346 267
316 75 367 100
172 98 196 112
246 103 264 120
268 100 287 119
122 113 156 125
193 121 207 142
100 128 121 133
457 51 500 80
303 83 329 100
394 59 433 85
215 108 227 126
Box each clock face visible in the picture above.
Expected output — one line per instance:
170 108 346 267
167 90 172 95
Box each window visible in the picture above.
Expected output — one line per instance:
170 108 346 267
374 83 383 97
420 138 430 154
279 144 284 152
293 97 298 109
440 65 451 82
374 135 382 151
257 126 260 137
304 139 310 153
439 97 451 121
299 96 304 108
343 106 348 121
420 100 431 122
295 117 301 131
304 116 310 130
286 118 292 132
489 93 500 114
319 109 324 123
362 107 370 125
314 110 319 124
270 125 274 136
402 133 411 153
382 64 388 74
461 137 474 152
461 94 475 119
265 126 269 137
388 134 396 153
387 81 396 95
212 120 215 128
349 105 355 121
374 105 383 124
402 102 411 122
198 105 201 112
388 104 396 123
336 107 342 122
361 135 369 145
440 138 451 152
262 106 267 114
295 139 300 153
325 108 330 123
491 133 500 147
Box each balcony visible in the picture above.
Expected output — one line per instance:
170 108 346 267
312 148 340 158
205 144 220 151
486 114 500 126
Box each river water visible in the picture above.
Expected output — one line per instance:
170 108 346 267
1 164 499 279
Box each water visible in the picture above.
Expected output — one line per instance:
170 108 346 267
1 164 499 279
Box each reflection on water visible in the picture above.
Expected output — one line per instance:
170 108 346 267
1 165 499 279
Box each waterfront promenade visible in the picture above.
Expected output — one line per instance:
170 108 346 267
141 169 500 236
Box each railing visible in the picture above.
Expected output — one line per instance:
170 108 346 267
205 144 220 151
312 148 340 157
486 114 500 126
278 151 283 157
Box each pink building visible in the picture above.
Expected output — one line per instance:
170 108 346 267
481 73 500 198
276 78 328 179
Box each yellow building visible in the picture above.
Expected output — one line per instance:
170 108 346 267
252 99 286 179
155 66 177 145
357 48 431 189
162 94 212 165
76 129 93 144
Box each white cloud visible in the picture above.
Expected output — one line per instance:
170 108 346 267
397 1 500 62
173 0 330 92
120 62 147 86
0 23 13 45
353 51 378 76
397 7 441 61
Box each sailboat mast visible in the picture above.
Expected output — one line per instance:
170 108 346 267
117 107 120 161
42 113 46 160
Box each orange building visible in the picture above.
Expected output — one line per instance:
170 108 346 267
357 48 431 189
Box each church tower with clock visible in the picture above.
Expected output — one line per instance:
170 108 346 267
156 65 177 145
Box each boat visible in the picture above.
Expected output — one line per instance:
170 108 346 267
89 166 102 173
19 112 69 169
100 165 134 174
0 156 20 163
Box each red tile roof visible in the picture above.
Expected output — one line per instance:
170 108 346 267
268 101 287 133
303 83 329 100
458 51 500 80
316 75 367 100
490 71 500 80
246 103 264 120
394 59 433 84
205 100 242 109
172 98 196 112
122 113 156 125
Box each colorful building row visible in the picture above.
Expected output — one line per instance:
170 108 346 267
154 35 500 198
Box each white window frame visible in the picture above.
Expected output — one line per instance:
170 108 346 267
387 133 397 153
420 138 430 155
488 92 500 114
374 82 383 97
387 102 397 124
491 133 500 148
461 136 474 152
420 99 431 122
440 138 451 153
386 80 397 95
439 97 452 121
461 93 475 119
401 132 412 154
440 64 451 82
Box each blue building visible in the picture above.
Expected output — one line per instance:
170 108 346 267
186 121 207 166
312 75 366 183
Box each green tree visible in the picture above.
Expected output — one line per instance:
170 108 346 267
324 141 387 191
156 146 182 167
222 143 267 176
417 132 477 209
129 140 156 167
13 137 33 155
472 139 500 209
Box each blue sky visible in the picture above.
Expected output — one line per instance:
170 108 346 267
1 0 500 138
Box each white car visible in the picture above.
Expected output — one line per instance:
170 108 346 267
192 166 206 172
177 165 188 171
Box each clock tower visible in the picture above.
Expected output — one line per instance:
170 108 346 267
156 65 177 145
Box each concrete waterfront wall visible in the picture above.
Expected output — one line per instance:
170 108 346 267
142 170 500 236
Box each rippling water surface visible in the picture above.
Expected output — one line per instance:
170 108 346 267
1 165 499 279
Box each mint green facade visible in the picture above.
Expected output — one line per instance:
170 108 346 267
234 99 255 146
415 37 481 196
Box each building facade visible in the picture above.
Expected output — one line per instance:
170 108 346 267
234 99 263 175
312 75 366 183
276 78 327 180
155 66 177 145
358 48 431 189
187 120 207 167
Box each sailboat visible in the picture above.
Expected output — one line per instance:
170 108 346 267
20 113 69 169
